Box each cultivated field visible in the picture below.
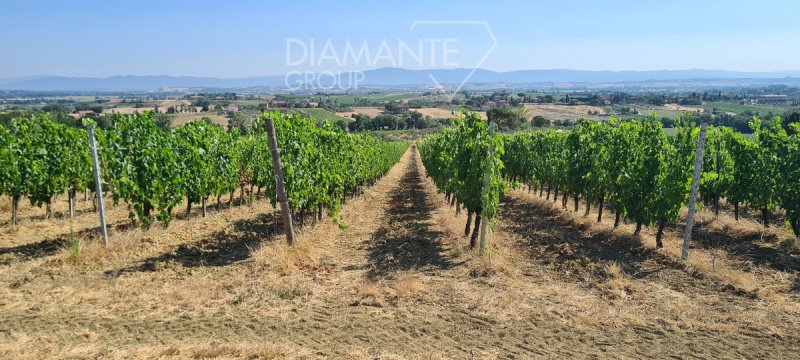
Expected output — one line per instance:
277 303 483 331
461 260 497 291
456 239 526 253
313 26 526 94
2 146 799 359
172 113 229 127
335 106 386 118
103 107 154 115
522 104 606 121
416 107 487 120
292 108 349 123
337 107 487 120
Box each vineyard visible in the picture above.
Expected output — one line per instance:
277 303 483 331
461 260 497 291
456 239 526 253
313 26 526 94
1 111 407 230
419 112 505 251
2 111 800 358
502 116 800 244
419 112 800 252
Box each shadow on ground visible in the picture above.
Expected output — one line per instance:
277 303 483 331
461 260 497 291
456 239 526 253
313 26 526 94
693 224 800 273
365 151 453 280
498 193 757 298
105 213 282 276
0 222 130 265
0 206 100 227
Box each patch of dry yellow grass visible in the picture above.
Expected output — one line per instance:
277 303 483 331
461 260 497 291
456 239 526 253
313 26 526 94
604 261 623 279
393 273 425 297
658 238 759 292
0 332 314 359
354 281 386 307
252 238 323 275
346 349 454 360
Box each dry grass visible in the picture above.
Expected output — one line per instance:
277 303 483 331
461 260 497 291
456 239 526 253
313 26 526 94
354 282 386 307
499 188 800 336
509 188 790 296
600 263 644 301
393 273 425 297
0 332 314 360
252 238 323 275
3 148 800 358
658 239 759 292
462 240 519 278
55 235 142 266
335 106 385 118
346 349 453 360
603 261 623 279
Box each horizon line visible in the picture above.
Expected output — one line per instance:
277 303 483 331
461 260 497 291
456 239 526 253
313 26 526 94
4 67 800 80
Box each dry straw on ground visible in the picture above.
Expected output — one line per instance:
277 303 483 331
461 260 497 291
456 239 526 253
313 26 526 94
2 147 800 358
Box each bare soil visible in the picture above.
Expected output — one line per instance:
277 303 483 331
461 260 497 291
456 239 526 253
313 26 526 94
1 147 799 359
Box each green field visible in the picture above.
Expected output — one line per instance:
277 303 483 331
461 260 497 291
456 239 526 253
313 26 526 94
314 93 420 105
686 102 787 115
291 107 350 122
628 105 683 119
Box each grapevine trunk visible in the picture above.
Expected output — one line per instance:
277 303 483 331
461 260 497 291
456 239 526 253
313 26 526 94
11 194 19 225
469 213 481 249
597 195 604 222
464 212 473 237
656 218 666 248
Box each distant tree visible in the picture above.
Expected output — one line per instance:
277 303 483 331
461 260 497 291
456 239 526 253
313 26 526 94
372 114 398 130
74 103 103 114
395 117 407 130
227 112 252 134
153 113 174 131
405 110 423 129
334 119 349 132
384 101 404 114
416 115 433 129
531 115 549 127
192 99 211 111
42 104 69 113
487 107 526 131
782 108 800 135
348 114 371 132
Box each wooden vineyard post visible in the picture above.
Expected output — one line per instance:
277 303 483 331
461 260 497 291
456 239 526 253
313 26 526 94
682 123 708 260
714 139 721 216
88 125 109 247
479 122 496 254
264 117 296 245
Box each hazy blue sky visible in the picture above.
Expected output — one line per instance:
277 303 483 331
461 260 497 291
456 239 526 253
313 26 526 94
1 0 798 77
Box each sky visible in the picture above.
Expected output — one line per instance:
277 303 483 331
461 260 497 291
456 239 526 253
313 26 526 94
1 0 799 78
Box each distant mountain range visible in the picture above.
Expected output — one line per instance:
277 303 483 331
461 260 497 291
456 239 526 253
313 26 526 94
2 68 800 91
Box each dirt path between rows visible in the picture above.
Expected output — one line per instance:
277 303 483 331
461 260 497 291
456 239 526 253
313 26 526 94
2 146 800 359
